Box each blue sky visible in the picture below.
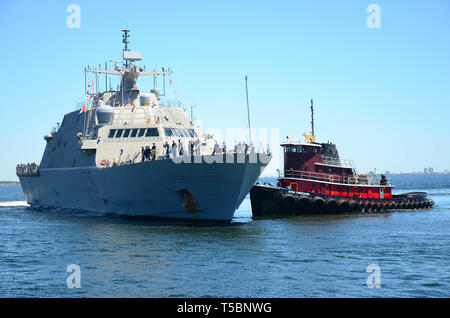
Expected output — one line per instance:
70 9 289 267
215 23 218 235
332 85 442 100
0 0 449 180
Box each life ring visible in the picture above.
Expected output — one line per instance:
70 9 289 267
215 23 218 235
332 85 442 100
101 159 108 165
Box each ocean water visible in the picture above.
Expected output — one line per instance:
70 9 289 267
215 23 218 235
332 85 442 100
0 174 449 298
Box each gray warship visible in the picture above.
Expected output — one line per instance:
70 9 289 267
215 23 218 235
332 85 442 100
16 29 271 222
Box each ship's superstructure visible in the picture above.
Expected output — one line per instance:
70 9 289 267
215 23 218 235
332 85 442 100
17 30 271 221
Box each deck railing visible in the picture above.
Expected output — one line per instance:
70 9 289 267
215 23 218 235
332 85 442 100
321 156 355 168
16 163 39 176
279 169 392 186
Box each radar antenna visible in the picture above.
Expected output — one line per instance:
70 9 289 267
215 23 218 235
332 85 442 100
121 28 130 52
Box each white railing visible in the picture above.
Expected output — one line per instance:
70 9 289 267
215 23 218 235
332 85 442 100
321 156 355 168
279 169 392 186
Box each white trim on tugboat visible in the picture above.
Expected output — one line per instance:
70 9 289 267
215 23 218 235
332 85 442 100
279 177 395 188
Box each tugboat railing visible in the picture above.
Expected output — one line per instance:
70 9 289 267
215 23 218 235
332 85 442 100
280 169 392 186
320 156 355 168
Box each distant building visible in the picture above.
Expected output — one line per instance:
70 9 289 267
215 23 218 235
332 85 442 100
424 167 434 174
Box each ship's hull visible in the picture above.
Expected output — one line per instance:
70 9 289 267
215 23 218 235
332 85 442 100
19 154 268 221
250 184 435 219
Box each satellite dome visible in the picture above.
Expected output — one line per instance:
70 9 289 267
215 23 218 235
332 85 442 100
96 104 115 125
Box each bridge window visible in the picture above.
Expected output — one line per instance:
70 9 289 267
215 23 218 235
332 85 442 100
108 129 116 138
138 129 145 137
115 129 123 138
177 128 186 137
164 128 174 136
172 129 180 137
145 128 159 137
285 145 299 152
189 129 198 137
123 129 131 138
130 129 138 137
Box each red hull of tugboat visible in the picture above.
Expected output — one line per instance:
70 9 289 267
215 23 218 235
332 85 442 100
250 183 434 218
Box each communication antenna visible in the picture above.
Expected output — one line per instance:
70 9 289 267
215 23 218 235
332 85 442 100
310 98 315 137
110 60 121 70
303 99 316 143
191 104 196 124
122 28 130 52
245 76 252 145
121 28 131 67
105 61 108 92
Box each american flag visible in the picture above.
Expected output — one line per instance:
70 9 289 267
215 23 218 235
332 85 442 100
79 80 94 115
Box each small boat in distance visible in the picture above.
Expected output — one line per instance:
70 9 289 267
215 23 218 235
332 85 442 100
250 100 434 218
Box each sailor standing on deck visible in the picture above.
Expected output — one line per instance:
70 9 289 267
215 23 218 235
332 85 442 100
151 143 157 160
163 141 170 158
188 140 193 156
179 141 184 157
177 139 182 156
212 141 220 155
172 141 177 158
194 139 201 156
141 146 145 162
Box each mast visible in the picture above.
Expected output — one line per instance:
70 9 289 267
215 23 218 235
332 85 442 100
191 104 196 124
86 29 172 107
105 61 107 92
245 76 252 145
303 99 316 143
122 28 130 67
310 99 314 137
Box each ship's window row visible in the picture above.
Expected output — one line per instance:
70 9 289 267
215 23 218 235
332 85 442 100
108 128 159 138
284 145 319 154
164 128 198 138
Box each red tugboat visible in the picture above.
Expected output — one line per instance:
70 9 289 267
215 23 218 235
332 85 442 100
250 100 435 218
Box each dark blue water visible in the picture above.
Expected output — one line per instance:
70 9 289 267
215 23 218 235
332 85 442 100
1 174 449 297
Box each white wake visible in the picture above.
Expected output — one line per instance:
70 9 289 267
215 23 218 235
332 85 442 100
0 201 30 207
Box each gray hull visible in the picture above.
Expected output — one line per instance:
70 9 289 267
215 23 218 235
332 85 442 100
19 154 267 221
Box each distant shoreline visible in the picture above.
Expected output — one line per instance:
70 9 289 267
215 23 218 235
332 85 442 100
260 172 450 179
0 181 20 186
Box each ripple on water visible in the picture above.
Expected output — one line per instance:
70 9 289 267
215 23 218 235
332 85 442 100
1 180 450 297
